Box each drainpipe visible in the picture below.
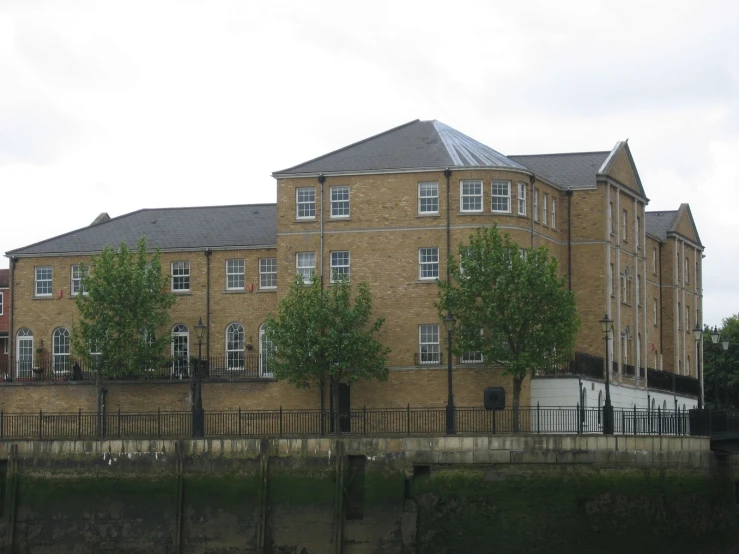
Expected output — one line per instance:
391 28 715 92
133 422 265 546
317 174 326 431
529 175 536 248
444 168 452 283
658 241 664 366
205 249 212 362
566 189 573 291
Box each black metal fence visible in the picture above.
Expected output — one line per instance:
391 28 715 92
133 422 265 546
0 406 701 440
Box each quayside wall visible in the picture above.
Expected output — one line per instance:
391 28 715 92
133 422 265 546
0 435 736 553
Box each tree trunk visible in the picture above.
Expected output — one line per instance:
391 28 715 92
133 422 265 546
331 375 341 436
512 375 523 433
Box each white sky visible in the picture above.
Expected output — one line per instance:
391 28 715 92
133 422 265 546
1 0 737 327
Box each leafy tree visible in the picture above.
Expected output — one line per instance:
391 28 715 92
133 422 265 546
72 238 176 411
703 315 739 410
437 225 580 419
264 276 390 433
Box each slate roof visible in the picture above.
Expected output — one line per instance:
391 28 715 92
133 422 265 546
6 204 277 257
0 269 8 288
645 211 678 242
273 120 527 176
508 152 611 190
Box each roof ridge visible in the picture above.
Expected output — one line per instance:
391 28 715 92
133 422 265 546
272 120 422 175
510 151 611 158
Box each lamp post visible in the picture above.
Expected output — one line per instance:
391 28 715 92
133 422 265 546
693 323 703 409
192 317 206 437
443 313 457 435
721 335 730 409
711 326 720 410
600 314 614 434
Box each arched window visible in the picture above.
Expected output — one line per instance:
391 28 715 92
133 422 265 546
226 323 245 370
52 328 70 373
16 328 33 378
172 325 189 378
259 324 274 378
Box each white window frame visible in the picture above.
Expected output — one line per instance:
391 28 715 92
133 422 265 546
172 324 189 378
296 252 316 284
296 187 316 220
460 180 483 213
330 185 350 218
418 248 439 280
52 327 70 373
542 193 548 226
418 181 439 214
71 264 86 296
330 251 350 282
460 328 483 364
491 180 511 213
226 259 245 291
0 291 3 316
517 182 527 216
226 322 245 370
171 261 190 292
16 328 33 378
551 197 556 228
259 323 274 377
533 189 539 222
419 324 440 364
259 258 277 290
35 266 52 297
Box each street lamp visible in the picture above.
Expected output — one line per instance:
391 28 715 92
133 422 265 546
443 313 457 435
599 314 614 434
192 317 206 437
711 326 720 411
721 335 730 409
693 323 703 409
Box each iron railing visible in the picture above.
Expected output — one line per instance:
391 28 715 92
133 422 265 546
0 406 700 440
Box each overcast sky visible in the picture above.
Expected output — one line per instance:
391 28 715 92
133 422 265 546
1 0 737 327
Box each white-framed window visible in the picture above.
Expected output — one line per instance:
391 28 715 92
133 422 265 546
71 264 86 296
542 193 548 226
685 257 689 284
52 327 70 373
636 216 641 248
226 259 245 290
16 328 33 378
491 180 511 213
622 209 628 242
517 182 527 215
330 185 350 218
460 180 483 212
296 187 316 219
460 328 483 364
330 251 350 282
551 198 556 228
171 261 190 292
653 298 658 326
419 248 439 280
172 324 189 378
418 181 439 214
419 324 440 364
0 291 3 316
35 266 52 297
259 323 274 377
226 322 245 370
533 189 539 222
608 202 614 235
259 258 277 290
296 252 316 284
652 248 657 274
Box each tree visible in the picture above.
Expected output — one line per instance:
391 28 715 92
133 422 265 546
703 315 739 410
437 225 580 419
264 276 390 433
72 238 176 413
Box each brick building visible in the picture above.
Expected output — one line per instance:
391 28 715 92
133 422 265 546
3 120 703 414
0 269 8 369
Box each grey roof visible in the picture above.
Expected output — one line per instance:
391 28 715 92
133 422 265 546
7 204 277 257
645 211 678 242
273 119 527 176
509 152 611 190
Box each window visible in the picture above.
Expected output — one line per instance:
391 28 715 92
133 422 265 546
460 328 483 364
677 252 681 282
653 298 658 326
677 302 681 329
226 259 245 290
419 248 439 280
296 187 316 219
71 264 86 295
52 328 70 373
171 261 190 291
0 291 3 316
551 198 556 228
517 182 527 216
533 189 539 222
636 275 641 305
622 209 628 242
608 202 614 235
609 264 615 296
259 323 274 377
460 180 483 212
419 324 440 364
35 266 52 297
16 328 33 378
172 325 189 378
686 305 690 332
542 193 548 226
621 273 626 300
492 181 511 213
296 252 316 284
652 248 657 274
330 251 350 282
226 323 245 370
685 257 689 284
330 185 350 218
259 258 277 290
636 216 641 248
418 182 439 214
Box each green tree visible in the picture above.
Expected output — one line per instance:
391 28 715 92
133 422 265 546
72 238 176 412
437 225 580 419
264 276 390 433
703 315 739 410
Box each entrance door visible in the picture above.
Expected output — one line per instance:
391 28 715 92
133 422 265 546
16 328 33 379
330 382 351 433
172 325 189 379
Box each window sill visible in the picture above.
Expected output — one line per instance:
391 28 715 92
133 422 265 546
458 211 485 216
328 217 350 221
294 219 317 223
33 296 53 300
417 213 441 218
224 290 246 294
256 288 276 293
415 279 438 284
173 291 192 296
